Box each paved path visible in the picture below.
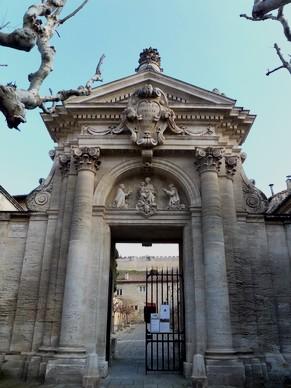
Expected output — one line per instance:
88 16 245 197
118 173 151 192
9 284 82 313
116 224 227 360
0 325 191 388
102 324 191 387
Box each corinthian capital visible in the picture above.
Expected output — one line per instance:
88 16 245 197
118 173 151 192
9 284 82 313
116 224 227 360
73 147 101 173
195 147 224 173
225 155 239 178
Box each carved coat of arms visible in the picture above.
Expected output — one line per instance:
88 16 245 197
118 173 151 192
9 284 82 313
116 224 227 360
112 84 184 147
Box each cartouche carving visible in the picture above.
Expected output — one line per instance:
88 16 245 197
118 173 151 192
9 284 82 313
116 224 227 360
112 84 184 148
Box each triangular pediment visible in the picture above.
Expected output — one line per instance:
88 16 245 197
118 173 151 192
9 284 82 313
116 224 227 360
65 71 235 108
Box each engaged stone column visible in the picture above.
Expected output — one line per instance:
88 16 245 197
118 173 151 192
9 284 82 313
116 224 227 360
195 147 233 353
59 147 101 348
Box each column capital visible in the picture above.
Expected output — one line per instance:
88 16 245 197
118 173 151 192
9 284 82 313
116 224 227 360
195 147 224 173
59 153 71 176
73 147 101 173
224 155 239 179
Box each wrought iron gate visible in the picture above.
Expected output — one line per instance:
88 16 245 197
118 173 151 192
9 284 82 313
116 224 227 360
145 268 185 373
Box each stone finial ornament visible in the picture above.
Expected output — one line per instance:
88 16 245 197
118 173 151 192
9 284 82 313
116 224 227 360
112 84 184 148
135 47 163 73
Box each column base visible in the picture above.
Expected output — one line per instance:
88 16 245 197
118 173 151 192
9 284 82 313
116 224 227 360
205 350 245 387
45 347 87 385
191 354 207 388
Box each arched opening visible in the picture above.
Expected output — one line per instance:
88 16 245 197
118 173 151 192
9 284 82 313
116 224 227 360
105 225 186 383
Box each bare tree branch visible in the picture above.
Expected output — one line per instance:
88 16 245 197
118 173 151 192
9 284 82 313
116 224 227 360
266 64 285 75
59 0 89 24
252 0 291 18
0 22 10 30
0 0 101 130
273 42 291 73
242 2 291 76
240 13 277 21
276 6 291 41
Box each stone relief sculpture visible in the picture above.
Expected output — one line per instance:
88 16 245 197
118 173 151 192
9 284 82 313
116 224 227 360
112 184 132 209
162 184 185 210
109 178 186 214
136 177 157 216
112 84 184 148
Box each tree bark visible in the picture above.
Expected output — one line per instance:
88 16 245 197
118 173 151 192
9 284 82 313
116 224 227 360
253 0 291 18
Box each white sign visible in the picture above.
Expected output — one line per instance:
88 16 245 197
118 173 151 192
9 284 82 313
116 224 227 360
159 321 170 333
150 313 160 333
160 304 170 320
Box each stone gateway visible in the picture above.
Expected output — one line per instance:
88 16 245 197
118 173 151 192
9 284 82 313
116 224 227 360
0 48 291 387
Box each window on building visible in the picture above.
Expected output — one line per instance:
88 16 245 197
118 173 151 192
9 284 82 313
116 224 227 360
138 285 146 293
116 288 122 296
135 305 139 311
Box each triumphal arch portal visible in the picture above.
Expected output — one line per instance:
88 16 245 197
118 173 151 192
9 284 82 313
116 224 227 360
1 49 291 387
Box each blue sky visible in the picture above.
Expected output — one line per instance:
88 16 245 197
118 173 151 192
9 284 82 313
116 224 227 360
1 0 291 196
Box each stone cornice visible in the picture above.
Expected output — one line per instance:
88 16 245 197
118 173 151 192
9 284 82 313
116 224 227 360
41 71 255 146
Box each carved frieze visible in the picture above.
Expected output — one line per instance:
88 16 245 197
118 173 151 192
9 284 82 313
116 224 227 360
73 147 101 173
112 84 184 148
195 147 224 173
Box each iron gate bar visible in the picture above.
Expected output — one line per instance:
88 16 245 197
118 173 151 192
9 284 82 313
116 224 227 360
145 267 185 373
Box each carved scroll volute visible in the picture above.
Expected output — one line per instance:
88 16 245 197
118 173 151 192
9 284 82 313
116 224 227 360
195 147 224 173
73 147 101 173
225 155 239 178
